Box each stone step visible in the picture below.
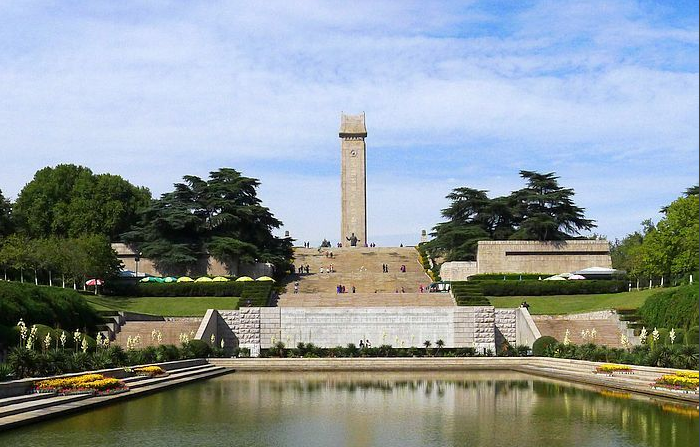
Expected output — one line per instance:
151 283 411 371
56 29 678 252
278 292 454 307
287 247 431 296
127 365 224 389
0 393 92 419
121 364 216 384
0 391 56 407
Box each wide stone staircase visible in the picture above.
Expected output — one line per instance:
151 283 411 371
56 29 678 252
287 247 432 294
113 319 202 348
0 360 227 430
278 292 454 307
532 313 630 348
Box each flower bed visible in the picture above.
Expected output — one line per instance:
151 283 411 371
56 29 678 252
594 364 634 375
34 374 128 396
131 365 167 378
652 372 699 393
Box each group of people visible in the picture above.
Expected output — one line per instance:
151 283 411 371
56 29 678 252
320 265 335 273
336 284 355 293
324 251 334 258
381 263 407 273
358 339 372 349
296 264 311 274
520 301 530 310
301 241 312 248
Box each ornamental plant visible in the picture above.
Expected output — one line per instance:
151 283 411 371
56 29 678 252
594 364 634 375
133 365 166 377
563 329 571 346
653 373 700 392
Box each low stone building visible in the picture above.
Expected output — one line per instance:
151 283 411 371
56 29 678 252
112 243 273 278
440 240 612 281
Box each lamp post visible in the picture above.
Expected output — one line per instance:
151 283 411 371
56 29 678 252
135 252 141 278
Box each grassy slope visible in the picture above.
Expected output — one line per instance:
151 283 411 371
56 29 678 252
85 296 240 317
488 288 658 315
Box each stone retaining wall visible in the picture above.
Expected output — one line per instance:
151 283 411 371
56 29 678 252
201 305 523 354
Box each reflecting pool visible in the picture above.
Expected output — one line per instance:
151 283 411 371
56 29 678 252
1 371 697 447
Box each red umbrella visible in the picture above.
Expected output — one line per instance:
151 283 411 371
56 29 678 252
85 278 104 286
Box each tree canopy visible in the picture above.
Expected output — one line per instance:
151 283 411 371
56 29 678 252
13 164 151 240
0 189 12 237
611 187 699 279
122 168 292 276
426 171 595 261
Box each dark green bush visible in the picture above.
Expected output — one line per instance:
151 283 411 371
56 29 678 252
532 336 558 356
0 282 101 331
0 325 19 349
686 326 699 345
638 285 699 330
155 344 181 362
185 340 212 358
479 280 627 296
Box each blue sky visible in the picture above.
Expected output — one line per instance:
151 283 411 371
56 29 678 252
0 1 697 246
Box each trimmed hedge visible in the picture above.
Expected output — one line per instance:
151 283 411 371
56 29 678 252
638 285 699 330
104 280 273 304
468 273 553 281
450 282 491 306
0 282 101 334
478 280 627 296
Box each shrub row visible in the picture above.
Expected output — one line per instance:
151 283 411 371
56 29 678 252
478 280 627 296
262 341 514 358
0 281 101 335
104 280 273 302
449 282 491 306
535 338 699 370
638 285 699 330
1 342 246 380
468 273 553 281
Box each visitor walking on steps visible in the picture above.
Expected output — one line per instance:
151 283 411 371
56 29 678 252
294 281 299 294
352 285 356 293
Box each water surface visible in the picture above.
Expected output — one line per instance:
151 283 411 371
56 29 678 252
1 371 697 447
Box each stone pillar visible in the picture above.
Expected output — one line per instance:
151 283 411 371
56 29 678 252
494 309 517 348
340 113 367 246
238 307 261 357
473 306 496 354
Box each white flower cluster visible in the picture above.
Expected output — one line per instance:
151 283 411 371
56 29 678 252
126 334 142 350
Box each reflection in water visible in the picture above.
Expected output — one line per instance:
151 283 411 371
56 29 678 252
0 371 697 447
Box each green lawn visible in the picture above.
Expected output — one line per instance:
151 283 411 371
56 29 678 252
84 296 240 317
488 288 659 315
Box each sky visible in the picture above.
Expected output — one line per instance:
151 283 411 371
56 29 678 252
0 1 698 246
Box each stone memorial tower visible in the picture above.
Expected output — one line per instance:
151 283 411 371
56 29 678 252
340 113 367 247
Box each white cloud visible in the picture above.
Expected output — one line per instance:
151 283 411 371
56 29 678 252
0 1 697 244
